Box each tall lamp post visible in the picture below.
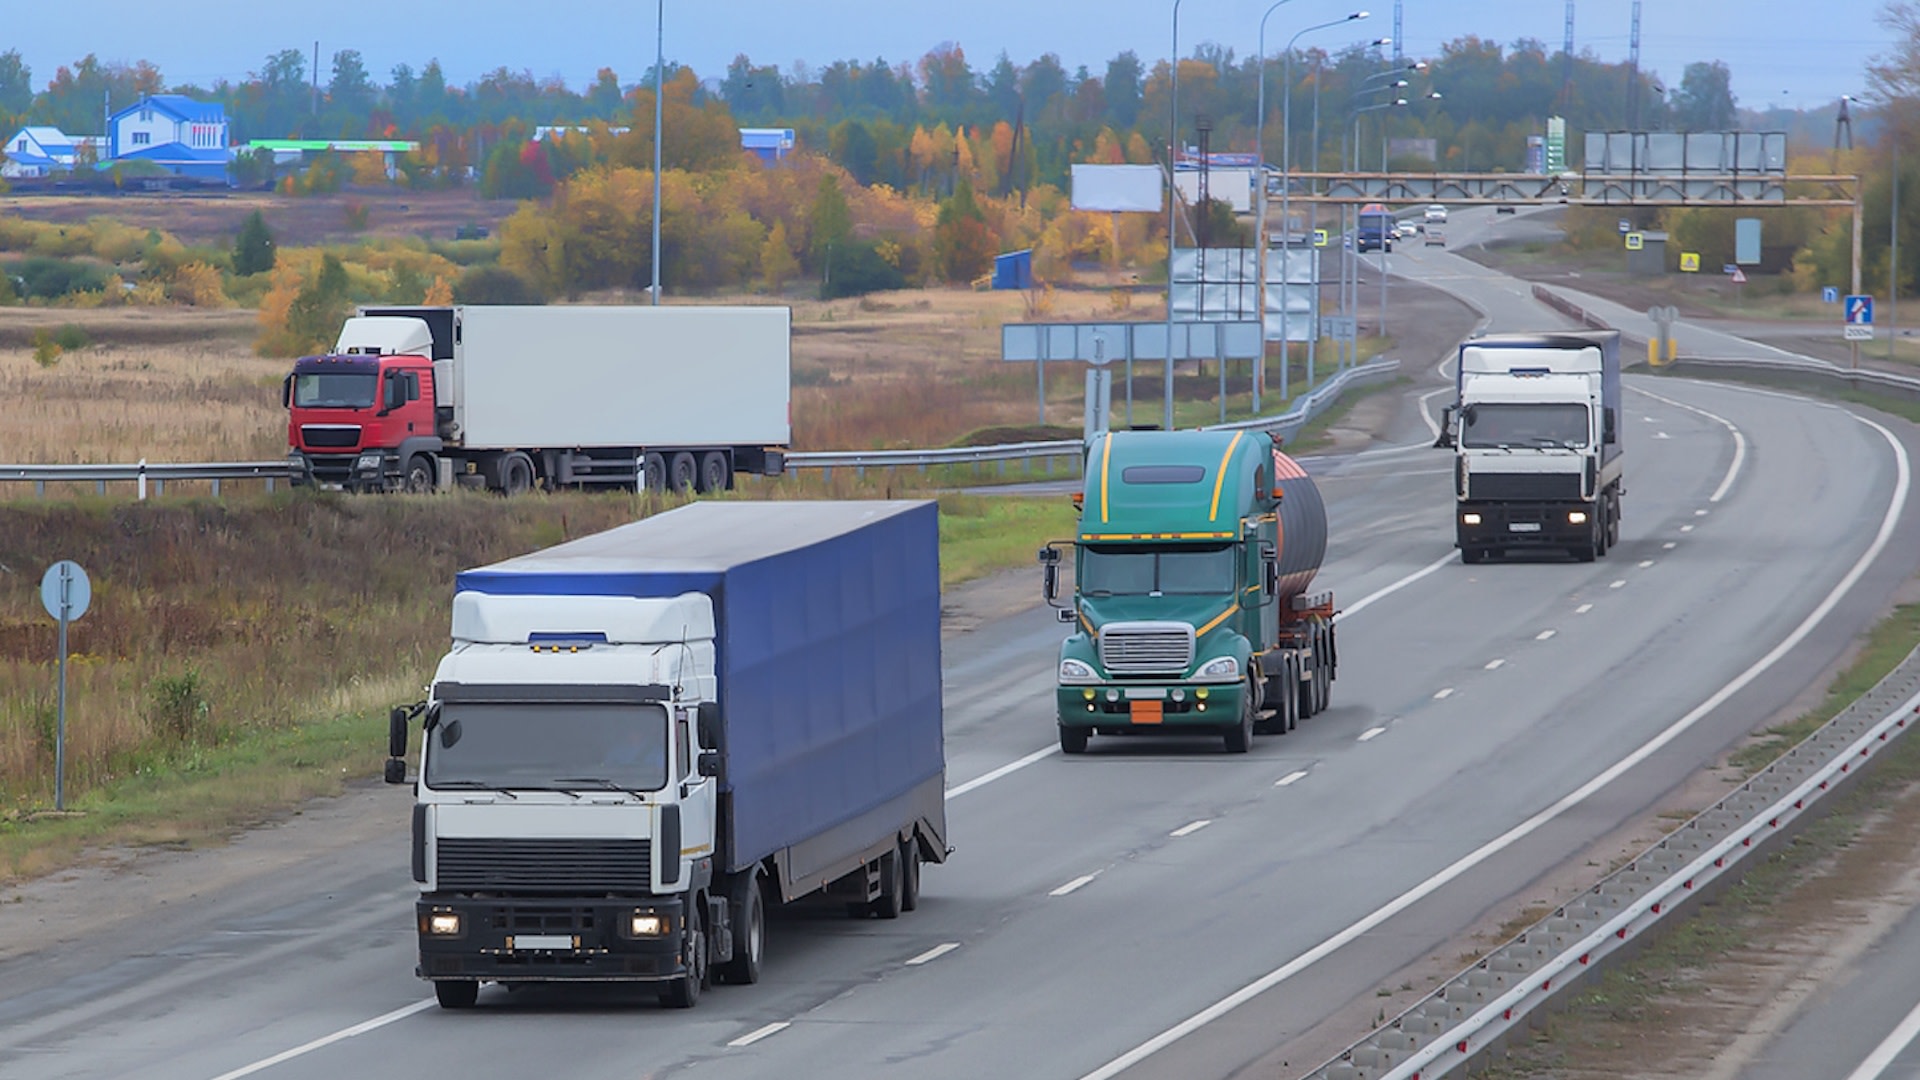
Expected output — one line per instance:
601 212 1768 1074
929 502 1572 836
1258 10 1370 406
650 0 665 306
1163 0 1188 431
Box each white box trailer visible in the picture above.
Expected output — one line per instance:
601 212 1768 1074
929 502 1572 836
289 305 791 494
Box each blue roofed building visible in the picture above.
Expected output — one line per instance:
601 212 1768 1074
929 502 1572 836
108 95 232 181
1 126 107 178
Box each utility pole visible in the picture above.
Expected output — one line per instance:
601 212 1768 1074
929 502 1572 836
1626 1 1641 129
312 41 319 118
1560 2 1575 112
1393 0 1403 66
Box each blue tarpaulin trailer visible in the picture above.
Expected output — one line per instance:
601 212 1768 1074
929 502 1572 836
453 501 947 897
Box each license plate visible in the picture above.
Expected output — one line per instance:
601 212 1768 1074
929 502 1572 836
508 934 574 950
1130 700 1164 724
1124 688 1163 700
1508 522 1542 533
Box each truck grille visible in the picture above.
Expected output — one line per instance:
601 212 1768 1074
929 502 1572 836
1468 472 1581 501
436 838 652 893
1098 622 1196 675
300 424 362 448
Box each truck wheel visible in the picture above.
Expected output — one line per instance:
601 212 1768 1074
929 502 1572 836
1058 726 1089 754
642 452 667 491
696 451 730 493
669 452 698 492
434 979 479 1009
719 877 764 985
1223 682 1254 753
660 904 706 1008
502 453 535 497
899 839 922 912
1285 658 1301 731
867 850 904 920
404 455 435 494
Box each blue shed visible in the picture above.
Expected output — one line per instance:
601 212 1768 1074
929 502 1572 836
992 249 1034 290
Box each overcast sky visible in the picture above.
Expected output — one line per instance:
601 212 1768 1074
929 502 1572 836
7 0 1899 110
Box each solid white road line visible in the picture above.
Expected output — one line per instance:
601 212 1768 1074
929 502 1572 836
1633 385 1748 503
1050 873 1100 897
728 1022 792 1048
1076 411 1910 1080
944 744 1059 800
1274 770 1310 787
207 999 436 1080
905 943 960 966
1170 820 1212 838
1357 727 1387 743
1844 996 1920 1080
1341 552 1459 620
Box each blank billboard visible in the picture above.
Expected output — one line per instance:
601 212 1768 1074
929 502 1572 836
1071 164 1164 212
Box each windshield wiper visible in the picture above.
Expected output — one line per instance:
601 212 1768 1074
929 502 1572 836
552 776 648 799
430 780 517 799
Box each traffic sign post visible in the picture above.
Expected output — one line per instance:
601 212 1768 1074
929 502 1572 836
1679 252 1701 273
1624 232 1644 251
1845 295 1876 367
39 560 90 812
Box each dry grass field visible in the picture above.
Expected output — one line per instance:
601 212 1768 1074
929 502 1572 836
0 188 514 247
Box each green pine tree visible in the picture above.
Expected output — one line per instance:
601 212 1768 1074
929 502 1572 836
233 210 277 276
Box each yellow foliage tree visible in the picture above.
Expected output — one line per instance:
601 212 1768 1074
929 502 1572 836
171 261 231 307
424 275 455 305
760 219 800 291
350 150 391 186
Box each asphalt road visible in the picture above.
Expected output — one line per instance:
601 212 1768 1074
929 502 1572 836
1740 898 1920 1080
3 208 1918 1080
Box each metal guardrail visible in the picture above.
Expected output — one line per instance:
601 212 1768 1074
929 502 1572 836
1301 645 1920 1080
0 359 1405 496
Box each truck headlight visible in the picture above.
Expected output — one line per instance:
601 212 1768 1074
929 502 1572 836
1197 656 1239 679
629 912 669 937
1059 658 1096 682
1568 511 1589 524
424 911 462 936
355 452 383 471
1462 513 1482 526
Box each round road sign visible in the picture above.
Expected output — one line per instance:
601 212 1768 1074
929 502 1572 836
40 560 91 622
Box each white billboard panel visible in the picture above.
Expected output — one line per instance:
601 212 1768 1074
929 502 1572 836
1168 248 1320 342
1172 167 1254 213
1070 164 1164 212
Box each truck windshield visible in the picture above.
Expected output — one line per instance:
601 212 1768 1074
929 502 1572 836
1080 544 1236 596
425 702 670 792
293 372 378 409
1461 403 1589 448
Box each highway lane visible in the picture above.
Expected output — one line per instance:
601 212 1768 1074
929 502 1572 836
1740 896 1920 1080
4 232 1918 1080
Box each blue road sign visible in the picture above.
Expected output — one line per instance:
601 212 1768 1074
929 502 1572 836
1846 295 1875 325
1823 286 1840 303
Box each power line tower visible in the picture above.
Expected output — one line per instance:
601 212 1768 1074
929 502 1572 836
1559 1 1576 112
1835 95 1855 171
1626 0 1641 129
1393 0 1403 65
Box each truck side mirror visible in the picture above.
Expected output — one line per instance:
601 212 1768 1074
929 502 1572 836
1261 543 1279 597
1038 546 1062 604
696 751 724 779
1432 405 1456 449
281 374 293 410
384 758 406 784
1604 407 1617 444
696 701 722 751
389 706 409 759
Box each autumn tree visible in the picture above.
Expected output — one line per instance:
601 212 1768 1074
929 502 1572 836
232 210 276 276
807 174 853 269
933 178 999 283
760 220 800 290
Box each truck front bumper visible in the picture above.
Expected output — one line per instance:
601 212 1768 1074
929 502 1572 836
291 451 390 492
1457 502 1596 550
1057 681 1244 732
416 896 688 983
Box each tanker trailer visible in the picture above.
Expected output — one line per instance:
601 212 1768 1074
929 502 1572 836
1039 429 1336 754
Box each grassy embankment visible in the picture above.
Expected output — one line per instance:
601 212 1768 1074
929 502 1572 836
0 490 1075 882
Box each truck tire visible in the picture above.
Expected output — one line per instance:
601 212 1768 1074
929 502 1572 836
719 876 764 985
404 454 435 494
697 451 730 493
434 979 479 1009
1223 681 1254 753
642 452 667 491
669 452 698 492
899 838 922 912
1285 657 1301 731
660 903 707 1008
502 452 535 497
1058 726 1089 754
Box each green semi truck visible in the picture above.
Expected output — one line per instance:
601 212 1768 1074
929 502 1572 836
1040 429 1337 754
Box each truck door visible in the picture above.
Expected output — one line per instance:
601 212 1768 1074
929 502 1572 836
673 707 717 872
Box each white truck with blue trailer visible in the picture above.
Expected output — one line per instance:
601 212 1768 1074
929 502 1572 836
385 500 947 1008
1435 331 1624 563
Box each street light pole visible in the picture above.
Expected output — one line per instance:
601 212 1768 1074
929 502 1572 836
1163 0 1186 431
1254 0 1305 415
650 0 665 306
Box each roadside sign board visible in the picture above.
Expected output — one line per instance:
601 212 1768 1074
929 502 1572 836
1313 229 1329 248
1730 267 1747 284
1319 315 1357 340
1679 252 1700 272
1846 294 1875 324
40 560 90 621
1823 286 1840 303
1723 263 1738 275
1735 218 1763 265
1618 219 1631 234
1844 325 1874 341
1623 232 1644 251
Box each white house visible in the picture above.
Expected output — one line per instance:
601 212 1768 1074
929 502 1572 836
1 126 106 178
108 95 232 181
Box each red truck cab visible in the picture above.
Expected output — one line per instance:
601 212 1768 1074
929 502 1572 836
284 352 440 492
